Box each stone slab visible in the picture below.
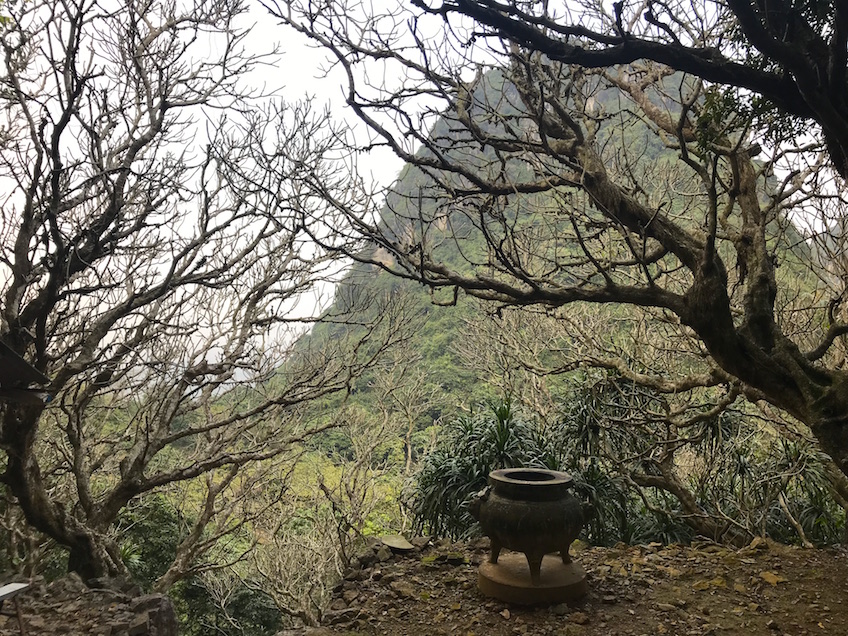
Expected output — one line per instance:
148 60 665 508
477 552 587 605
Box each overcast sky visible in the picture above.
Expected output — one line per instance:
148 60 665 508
243 5 409 191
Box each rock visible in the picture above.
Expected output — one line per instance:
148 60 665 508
411 536 431 549
443 552 467 566
569 612 590 625
376 545 394 562
7 575 177 636
47 572 87 596
129 595 162 613
745 537 769 552
389 580 416 598
128 614 149 636
359 549 379 568
88 576 142 596
381 535 415 552
551 603 570 616
28 616 47 629
322 608 359 625
329 598 347 611
342 589 359 604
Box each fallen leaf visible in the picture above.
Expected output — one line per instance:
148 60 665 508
759 571 786 586
693 577 726 591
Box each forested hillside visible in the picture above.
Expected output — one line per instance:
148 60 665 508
304 67 843 554
4 1 848 633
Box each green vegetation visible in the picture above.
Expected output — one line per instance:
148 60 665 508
7 1 848 634
409 385 845 549
409 399 556 538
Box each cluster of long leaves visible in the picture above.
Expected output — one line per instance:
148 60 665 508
690 432 845 546
559 374 846 547
412 378 846 548
407 399 557 539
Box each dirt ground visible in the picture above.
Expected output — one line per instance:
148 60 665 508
314 537 848 636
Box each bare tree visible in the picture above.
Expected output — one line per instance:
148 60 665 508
268 0 848 478
0 0 407 583
370 344 439 476
247 404 408 628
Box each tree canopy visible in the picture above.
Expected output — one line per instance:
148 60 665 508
269 0 848 480
0 0 406 584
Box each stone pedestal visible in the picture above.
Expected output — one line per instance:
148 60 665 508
477 552 587 605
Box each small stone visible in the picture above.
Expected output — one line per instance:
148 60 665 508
389 580 416 598
127 615 149 636
602 595 617 604
376 545 394 562
471 537 491 550
322 608 359 625
569 612 590 625
381 535 415 552
766 619 780 630
552 603 570 616
342 589 359 604
746 537 768 551
760 571 786 586
444 552 467 566
656 603 677 612
329 598 347 611
500 609 511 619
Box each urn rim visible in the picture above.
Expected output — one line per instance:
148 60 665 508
488 468 573 488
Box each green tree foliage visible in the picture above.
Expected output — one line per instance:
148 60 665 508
411 383 845 547
272 0 848 487
409 399 557 538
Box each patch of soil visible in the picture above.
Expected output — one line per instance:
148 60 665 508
311 537 848 636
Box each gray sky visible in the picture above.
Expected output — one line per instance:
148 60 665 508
243 5 408 191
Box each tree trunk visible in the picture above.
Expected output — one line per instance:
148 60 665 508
1 402 126 583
